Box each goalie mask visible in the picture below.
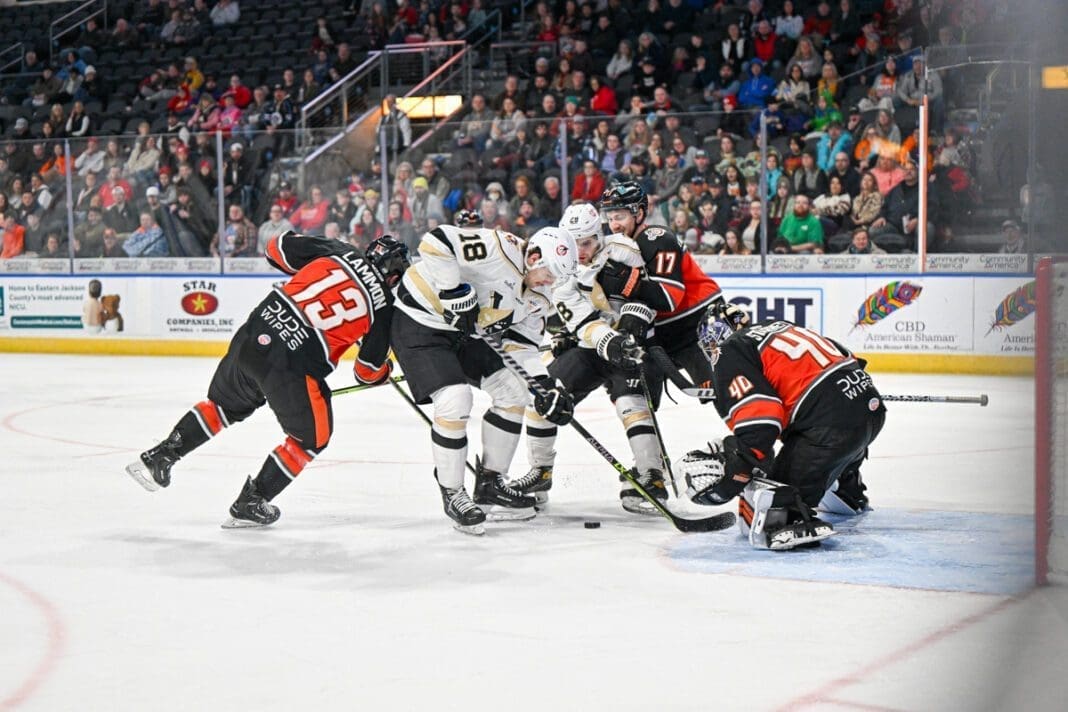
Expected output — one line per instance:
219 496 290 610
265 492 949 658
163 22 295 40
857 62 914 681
697 302 750 368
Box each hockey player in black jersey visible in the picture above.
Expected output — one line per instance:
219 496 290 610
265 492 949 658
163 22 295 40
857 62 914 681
597 181 724 391
125 232 408 528
678 303 885 550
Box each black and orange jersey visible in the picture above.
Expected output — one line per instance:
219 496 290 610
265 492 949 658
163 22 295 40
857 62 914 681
712 320 865 457
633 225 721 325
262 232 393 380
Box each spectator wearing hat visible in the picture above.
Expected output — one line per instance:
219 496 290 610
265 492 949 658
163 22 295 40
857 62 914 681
998 220 1027 255
104 186 139 236
263 84 296 131
738 58 775 109
408 176 444 235
98 166 134 209
816 121 853 172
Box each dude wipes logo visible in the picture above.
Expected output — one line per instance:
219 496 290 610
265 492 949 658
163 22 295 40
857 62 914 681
180 280 219 316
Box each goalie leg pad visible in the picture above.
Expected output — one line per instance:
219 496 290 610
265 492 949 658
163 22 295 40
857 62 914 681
740 479 835 550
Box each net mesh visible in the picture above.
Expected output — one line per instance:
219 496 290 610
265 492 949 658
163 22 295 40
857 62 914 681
1050 262 1068 582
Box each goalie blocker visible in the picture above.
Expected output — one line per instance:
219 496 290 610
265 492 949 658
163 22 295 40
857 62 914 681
679 305 885 550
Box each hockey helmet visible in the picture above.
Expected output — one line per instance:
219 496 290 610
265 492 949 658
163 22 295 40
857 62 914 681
454 209 483 228
697 302 749 367
365 235 410 287
598 180 648 218
559 202 603 242
525 226 578 283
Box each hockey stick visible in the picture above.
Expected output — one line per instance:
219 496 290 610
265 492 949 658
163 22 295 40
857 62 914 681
481 336 735 533
332 375 407 396
649 346 989 406
638 368 680 497
388 377 478 476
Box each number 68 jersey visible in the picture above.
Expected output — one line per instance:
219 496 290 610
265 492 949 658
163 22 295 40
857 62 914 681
397 225 554 347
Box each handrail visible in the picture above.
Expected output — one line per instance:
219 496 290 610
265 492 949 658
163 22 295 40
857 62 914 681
300 51 381 119
459 8 502 44
303 43 473 164
0 42 25 76
49 0 107 63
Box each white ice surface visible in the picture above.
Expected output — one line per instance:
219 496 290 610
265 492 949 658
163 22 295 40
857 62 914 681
1 354 1065 711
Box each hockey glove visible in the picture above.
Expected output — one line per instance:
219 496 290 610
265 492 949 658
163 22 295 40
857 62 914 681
550 330 578 358
597 259 642 299
533 377 574 425
596 331 644 371
708 300 751 331
353 358 392 386
694 434 772 505
439 284 479 337
616 302 656 344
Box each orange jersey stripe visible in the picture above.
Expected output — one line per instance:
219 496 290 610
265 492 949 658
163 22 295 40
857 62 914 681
726 398 786 432
305 375 331 448
194 400 225 435
266 237 293 274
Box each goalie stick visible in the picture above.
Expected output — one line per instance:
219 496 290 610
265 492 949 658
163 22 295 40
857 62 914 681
649 346 989 406
481 336 735 533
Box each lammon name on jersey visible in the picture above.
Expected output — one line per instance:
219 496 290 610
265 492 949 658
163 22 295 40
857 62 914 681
398 225 553 345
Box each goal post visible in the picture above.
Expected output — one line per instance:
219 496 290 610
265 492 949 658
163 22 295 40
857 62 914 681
1036 257 1066 585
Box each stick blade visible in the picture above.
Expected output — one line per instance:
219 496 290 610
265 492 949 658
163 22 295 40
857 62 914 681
671 510 736 533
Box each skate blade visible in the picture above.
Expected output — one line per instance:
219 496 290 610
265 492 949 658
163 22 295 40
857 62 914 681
452 521 486 536
125 462 159 492
768 528 836 550
621 500 664 516
818 490 868 516
483 505 537 522
221 517 274 529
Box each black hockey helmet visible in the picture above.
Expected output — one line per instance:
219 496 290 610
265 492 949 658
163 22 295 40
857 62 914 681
454 209 483 227
366 235 410 287
598 180 648 217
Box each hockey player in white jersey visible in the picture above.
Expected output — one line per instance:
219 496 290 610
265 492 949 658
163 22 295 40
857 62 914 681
391 220 578 535
513 202 668 515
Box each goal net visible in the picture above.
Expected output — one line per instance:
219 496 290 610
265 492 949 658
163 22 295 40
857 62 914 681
1037 258 1068 585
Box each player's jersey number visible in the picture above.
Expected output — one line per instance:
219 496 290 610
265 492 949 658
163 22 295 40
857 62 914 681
766 326 841 367
654 251 677 275
459 232 488 262
288 268 368 331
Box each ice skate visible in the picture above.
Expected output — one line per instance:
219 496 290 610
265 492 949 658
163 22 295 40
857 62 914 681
509 465 553 509
437 474 486 536
819 467 870 516
125 431 182 492
473 460 536 521
222 476 281 529
620 468 668 515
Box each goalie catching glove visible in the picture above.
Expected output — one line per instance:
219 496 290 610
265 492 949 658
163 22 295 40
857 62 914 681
680 436 768 506
533 376 574 425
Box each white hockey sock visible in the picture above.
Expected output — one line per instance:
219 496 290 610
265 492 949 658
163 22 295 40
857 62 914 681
524 408 558 469
616 395 661 473
481 406 523 474
430 385 472 490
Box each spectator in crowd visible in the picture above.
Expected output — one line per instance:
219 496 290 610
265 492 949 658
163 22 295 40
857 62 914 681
774 0 804 41
104 186 139 236
767 176 794 230
777 194 824 253
817 121 852 172
896 57 944 131
124 211 168 256
350 208 383 251
738 59 775 109
169 187 214 256
221 142 252 210
720 227 752 256
998 220 1026 254
289 186 330 232
813 174 852 235
828 151 861 197
2 214 26 259
214 203 256 257
786 36 821 79
870 154 907 196
540 176 563 224
844 226 886 254
572 160 606 203
257 204 294 254
606 39 634 81
376 94 411 160
418 158 450 201
455 94 494 153
271 181 299 219
329 189 357 231
74 207 106 256
704 63 740 112
792 151 828 199
210 0 240 26
871 161 930 252
408 176 445 235
480 198 510 231
22 213 47 255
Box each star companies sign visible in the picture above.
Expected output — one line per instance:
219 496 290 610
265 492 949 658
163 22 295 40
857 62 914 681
181 280 219 316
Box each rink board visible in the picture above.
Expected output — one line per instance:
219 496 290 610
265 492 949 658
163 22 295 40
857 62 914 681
0 272 1036 374
669 509 1035 596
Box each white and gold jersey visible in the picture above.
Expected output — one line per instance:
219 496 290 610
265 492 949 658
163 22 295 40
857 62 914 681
552 233 646 350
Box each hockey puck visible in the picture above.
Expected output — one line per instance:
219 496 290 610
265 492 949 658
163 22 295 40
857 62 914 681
583 521 601 529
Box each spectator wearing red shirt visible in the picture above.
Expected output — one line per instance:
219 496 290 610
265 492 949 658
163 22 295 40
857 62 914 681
289 185 330 232
97 167 134 209
271 181 299 219
588 75 617 116
224 74 252 108
571 160 606 203
752 20 778 67
803 0 834 40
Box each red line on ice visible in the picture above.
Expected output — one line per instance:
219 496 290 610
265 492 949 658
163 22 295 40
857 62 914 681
0 572 65 710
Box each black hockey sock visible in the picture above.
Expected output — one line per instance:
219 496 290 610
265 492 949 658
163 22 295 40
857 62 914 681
170 400 234 457
253 437 320 501
252 460 291 502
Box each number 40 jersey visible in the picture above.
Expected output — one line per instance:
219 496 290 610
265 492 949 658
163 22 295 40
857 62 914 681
396 225 554 348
